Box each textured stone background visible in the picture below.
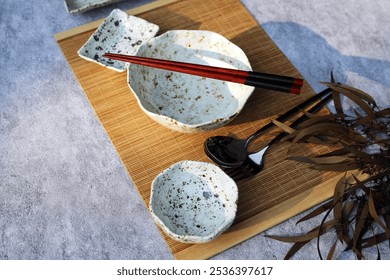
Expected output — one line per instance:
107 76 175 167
0 0 389 259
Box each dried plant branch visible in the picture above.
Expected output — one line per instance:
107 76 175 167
266 82 390 259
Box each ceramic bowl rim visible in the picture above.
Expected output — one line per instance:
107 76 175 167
127 30 254 132
149 160 238 243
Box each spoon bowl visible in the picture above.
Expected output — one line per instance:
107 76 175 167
204 136 248 166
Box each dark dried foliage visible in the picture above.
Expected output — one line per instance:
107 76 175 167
266 82 390 259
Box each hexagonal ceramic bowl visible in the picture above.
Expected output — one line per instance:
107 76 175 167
127 30 254 133
149 160 238 243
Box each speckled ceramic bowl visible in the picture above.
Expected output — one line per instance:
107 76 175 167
127 30 254 133
78 9 159 72
65 0 123 14
149 160 238 243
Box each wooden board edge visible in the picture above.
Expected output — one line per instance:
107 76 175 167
174 171 367 260
54 0 181 42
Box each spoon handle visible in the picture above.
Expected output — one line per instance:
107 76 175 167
245 87 333 146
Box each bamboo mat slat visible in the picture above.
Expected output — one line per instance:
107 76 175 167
55 0 343 259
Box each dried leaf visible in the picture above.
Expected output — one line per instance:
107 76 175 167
326 239 338 260
266 221 338 243
351 173 380 193
291 123 351 144
377 243 381 260
368 190 390 234
297 114 346 128
316 204 336 259
311 162 360 171
349 172 363 185
322 75 343 115
353 245 365 260
286 155 351 165
284 242 308 260
385 214 390 249
342 200 356 217
340 142 376 162
333 174 347 242
304 136 343 147
268 219 339 260
316 148 353 157
330 71 335 83
333 90 344 115
296 200 334 224
339 83 377 107
271 119 296 134
341 201 355 244
354 109 364 119
362 232 389 248
286 156 319 165
321 82 377 108
353 110 388 126
290 121 369 146
353 198 369 252
322 83 376 118
376 107 390 117
310 156 351 165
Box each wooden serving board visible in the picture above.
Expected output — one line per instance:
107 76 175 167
55 0 344 259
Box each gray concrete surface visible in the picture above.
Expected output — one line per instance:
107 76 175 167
0 0 389 259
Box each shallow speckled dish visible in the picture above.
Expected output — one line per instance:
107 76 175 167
149 160 238 243
65 0 123 14
78 9 159 72
127 30 254 133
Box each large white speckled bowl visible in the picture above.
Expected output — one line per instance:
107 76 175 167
127 30 254 133
149 160 238 243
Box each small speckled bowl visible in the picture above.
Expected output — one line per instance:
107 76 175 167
127 30 254 133
149 160 238 243
78 9 159 72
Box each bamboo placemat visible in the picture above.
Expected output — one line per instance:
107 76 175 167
55 0 343 259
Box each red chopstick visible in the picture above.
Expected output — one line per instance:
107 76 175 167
103 53 303 94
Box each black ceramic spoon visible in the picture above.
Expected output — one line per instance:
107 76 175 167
204 87 333 167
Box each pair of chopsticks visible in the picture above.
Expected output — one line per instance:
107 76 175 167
104 53 303 95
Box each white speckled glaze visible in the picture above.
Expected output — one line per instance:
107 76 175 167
78 9 159 72
65 0 123 14
149 160 238 243
128 30 254 133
